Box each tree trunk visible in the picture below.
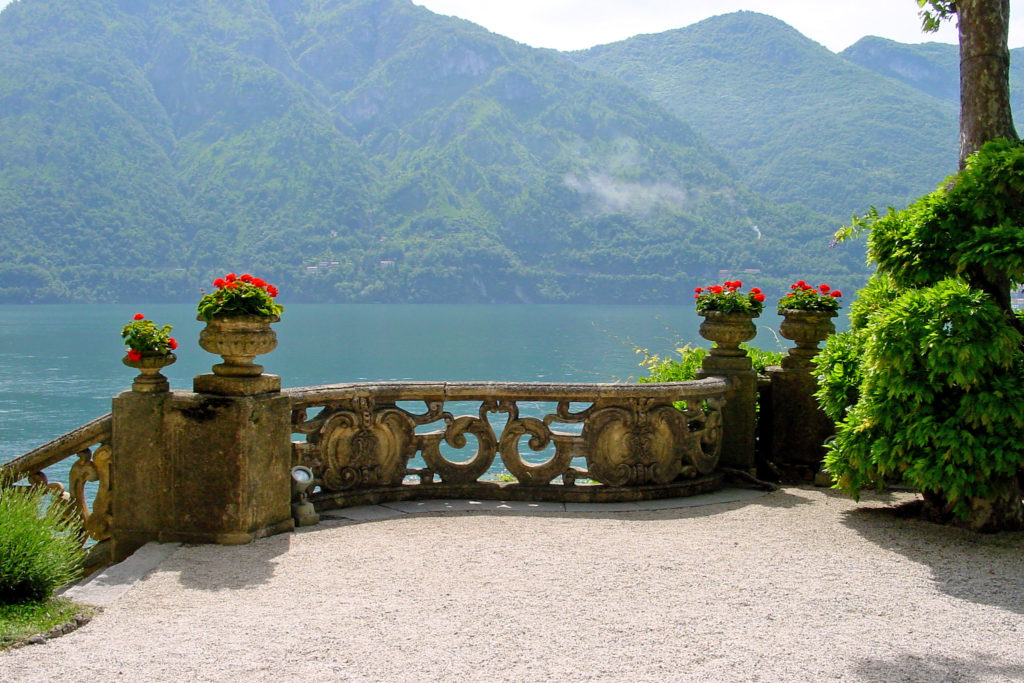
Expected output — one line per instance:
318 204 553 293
958 0 1022 327
957 0 1017 165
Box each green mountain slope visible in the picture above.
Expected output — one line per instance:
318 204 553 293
841 36 1024 124
572 11 959 223
0 1 866 303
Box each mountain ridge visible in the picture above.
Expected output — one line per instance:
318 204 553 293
0 1 972 303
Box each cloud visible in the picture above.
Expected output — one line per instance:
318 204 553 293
564 172 691 215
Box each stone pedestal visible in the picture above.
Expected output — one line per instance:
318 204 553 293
697 356 757 474
110 389 294 561
767 366 834 482
768 309 837 481
695 311 759 474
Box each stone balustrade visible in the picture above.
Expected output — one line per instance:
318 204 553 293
0 413 113 546
287 378 730 507
1 307 841 565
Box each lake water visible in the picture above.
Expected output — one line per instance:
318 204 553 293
0 304 794 479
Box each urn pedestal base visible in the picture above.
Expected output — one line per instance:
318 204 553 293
193 373 281 396
110 389 294 561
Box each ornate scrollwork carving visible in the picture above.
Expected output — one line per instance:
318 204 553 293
420 402 498 484
681 396 723 474
582 399 689 486
314 397 418 491
287 380 729 497
497 401 578 485
68 444 113 541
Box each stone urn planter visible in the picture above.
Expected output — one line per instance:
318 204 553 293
698 310 758 358
197 314 280 378
778 309 837 369
123 352 176 393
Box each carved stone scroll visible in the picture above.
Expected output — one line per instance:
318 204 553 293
419 402 498 484
68 444 113 541
582 399 692 486
285 378 730 503
497 401 579 486
315 398 418 490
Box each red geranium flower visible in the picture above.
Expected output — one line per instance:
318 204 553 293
225 273 237 282
240 274 253 283
695 287 703 294
266 285 278 297
819 284 830 293
750 287 761 294
796 280 807 288
830 290 842 298
733 280 742 288
710 285 723 294
133 313 145 320
213 278 226 288
168 338 178 350
253 278 266 288
127 349 142 362
753 293 765 302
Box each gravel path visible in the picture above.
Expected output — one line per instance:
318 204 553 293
3 486 1023 682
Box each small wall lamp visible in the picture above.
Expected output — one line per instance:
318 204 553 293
290 465 320 527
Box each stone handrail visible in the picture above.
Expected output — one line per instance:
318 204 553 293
0 413 113 544
286 378 730 507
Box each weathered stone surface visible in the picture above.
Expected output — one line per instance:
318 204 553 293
290 384 726 496
192 373 281 396
767 366 834 482
111 390 293 560
309 474 724 509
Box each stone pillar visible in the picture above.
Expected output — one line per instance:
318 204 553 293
767 310 837 482
766 365 833 482
694 311 758 474
697 353 757 474
110 324 293 561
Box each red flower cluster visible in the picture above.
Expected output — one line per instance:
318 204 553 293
212 272 279 298
786 281 842 299
694 280 766 314
133 312 145 320
127 349 142 361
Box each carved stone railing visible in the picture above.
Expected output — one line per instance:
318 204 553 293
286 379 730 508
0 413 113 545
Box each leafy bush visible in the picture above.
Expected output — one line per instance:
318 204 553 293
0 478 85 604
818 139 1024 529
638 342 783 383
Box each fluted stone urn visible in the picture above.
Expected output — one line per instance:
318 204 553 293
123 352 176 393
698 310 758 358
778 309 836 369
194 314 281 395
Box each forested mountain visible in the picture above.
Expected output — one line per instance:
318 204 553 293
571 12 960 223
841 36 1024 122
0 2 957 303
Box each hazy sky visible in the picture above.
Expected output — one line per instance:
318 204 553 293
0 0 1022 53
412 0 1023 53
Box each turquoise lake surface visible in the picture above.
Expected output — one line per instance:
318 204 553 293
0 304 800 479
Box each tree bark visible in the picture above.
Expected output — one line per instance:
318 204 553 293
957 0 1021 322
957 0 1018 165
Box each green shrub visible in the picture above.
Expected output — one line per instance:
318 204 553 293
819 139 1024 529
638 343 783 384
0 477 85 604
